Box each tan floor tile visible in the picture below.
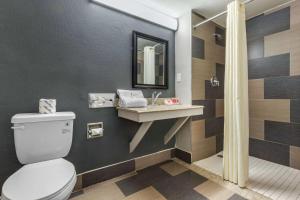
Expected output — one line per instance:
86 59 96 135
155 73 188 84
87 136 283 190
71 182 125 200
194 180 234 200
124 186 166 200
160 161 188 176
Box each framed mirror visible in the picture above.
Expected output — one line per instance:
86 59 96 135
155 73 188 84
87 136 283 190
132 31 168 89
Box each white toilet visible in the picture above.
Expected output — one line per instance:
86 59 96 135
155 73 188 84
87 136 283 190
1 112 77 200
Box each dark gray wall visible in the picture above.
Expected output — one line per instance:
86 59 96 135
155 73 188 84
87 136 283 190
0 0 175 188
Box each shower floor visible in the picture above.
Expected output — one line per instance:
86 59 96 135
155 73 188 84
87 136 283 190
193 152 300 200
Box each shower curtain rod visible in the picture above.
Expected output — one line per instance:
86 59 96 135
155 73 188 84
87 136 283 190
193 0 294 29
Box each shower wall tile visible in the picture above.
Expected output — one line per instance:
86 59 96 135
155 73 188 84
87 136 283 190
192 58 215 100
290 146 300 170
248 38 264 60
291 100 300 123
249 99 290 122
192 100 215 121
248 53 290 79
264 30 291 57
216 135 224 153
192 36 205 59
205 117 224 138
265 76 300 99
205 80 224 99
246 7 290 40
265 121 300 147
191 120 205 140
216 63 225 84
249 79 264 99
249 119 264 140
205 42 225 65
249 138 290 166
215 26 225 47
215 99 224 117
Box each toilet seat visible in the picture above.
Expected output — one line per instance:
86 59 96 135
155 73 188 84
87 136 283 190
1 158 76 200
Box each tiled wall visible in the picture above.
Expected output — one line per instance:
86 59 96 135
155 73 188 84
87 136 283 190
247 0 300 169
191 13 225 162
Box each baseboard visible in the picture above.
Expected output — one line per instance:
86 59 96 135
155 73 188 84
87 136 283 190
174 148 192 163
73 148 175 191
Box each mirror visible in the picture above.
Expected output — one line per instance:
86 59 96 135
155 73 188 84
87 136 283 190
132 31 168 89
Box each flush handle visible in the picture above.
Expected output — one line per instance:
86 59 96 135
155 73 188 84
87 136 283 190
11 126 25 130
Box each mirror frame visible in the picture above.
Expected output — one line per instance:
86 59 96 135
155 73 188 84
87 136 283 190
132 31 168 89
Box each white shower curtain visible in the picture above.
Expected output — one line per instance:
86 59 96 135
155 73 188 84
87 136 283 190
143 46 155 84
223 0 249 187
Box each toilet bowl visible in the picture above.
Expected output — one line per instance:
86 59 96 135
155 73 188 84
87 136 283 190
1 159 76 200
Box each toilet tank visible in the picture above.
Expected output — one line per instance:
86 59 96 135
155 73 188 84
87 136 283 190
11 112 76 164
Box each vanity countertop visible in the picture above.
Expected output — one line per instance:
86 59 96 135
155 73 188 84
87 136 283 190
118 104 204 122
118 104 203 113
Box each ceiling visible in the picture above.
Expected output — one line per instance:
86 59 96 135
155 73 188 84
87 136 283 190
135 0 292 26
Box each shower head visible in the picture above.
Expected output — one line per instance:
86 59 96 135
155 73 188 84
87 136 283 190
213 33 223 41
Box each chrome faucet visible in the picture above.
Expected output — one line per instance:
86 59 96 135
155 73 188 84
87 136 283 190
151 91 162 105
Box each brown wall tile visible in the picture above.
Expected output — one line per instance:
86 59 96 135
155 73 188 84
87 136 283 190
192 136 216 162
249 99 290 122
215 99 224 117
191 120 205 140
249 119 264 140
135 149 172 170
249 79 264 99
290 145 300 170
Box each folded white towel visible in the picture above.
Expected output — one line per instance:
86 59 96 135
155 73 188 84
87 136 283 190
117 89 144 98
117 89 147 108
119 97 147 108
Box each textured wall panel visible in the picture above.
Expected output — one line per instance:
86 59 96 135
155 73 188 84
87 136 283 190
192 36 205 59
265 76 300 99
249 79 264 99
249 138 290 166
248 53 290 79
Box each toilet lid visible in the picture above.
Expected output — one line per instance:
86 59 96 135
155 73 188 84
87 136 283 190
2 158 75 200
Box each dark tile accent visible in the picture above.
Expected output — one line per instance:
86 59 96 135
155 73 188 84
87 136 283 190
205 117 224 138
215 26 225 47
216 63 225 84
249 138 289 166
228 194 248 200
205 80 224 99
192 36 205 59
265 76 300 99
248 53 290 79
265 121 300 147
291 100 300 123
192 100 216 120
82 159 135 188
216 134 224 153
247 38 264 60
246 7 290 40
175 148 192 164
117 163 207 200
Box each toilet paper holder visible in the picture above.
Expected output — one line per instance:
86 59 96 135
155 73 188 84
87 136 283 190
87 122 104 139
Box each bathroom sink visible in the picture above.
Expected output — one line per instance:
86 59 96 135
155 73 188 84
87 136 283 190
118 104 204 153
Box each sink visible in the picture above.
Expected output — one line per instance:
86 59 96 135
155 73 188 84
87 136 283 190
118 104 204 153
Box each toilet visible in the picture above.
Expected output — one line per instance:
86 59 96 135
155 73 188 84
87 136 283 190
1 112 76 200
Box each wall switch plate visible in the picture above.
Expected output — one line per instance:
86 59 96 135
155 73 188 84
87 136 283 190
176 73 182 82
88 93 116 108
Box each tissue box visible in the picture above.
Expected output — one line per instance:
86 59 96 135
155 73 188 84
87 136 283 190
39 99 56 114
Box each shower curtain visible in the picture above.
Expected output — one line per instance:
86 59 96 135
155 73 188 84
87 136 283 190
143 46 155 84
223 0 249 187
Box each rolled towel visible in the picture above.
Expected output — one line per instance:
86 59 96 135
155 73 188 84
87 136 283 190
39 99 56 114
119 97 147 108
117 89 144 98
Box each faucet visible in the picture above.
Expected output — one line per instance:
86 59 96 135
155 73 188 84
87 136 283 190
151 91 162 105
